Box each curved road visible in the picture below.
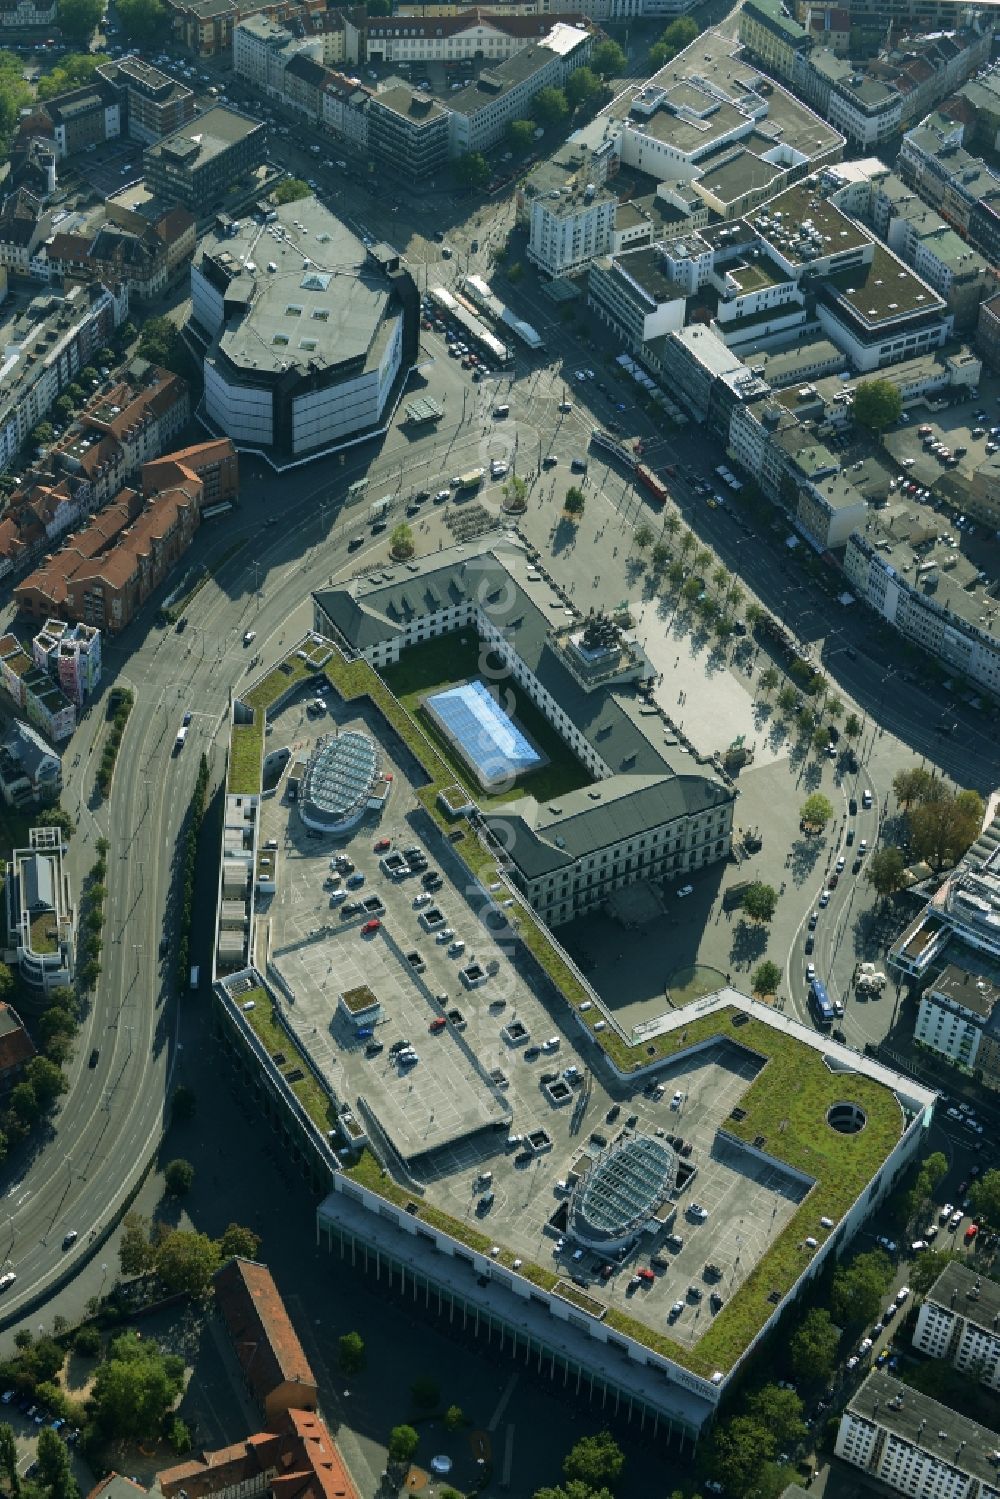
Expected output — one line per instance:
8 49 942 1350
3 221 999 1315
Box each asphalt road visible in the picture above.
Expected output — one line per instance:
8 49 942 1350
2 53 999 1319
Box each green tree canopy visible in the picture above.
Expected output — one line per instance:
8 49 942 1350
0 1422 17 1499
35 1425 79 1499
390 522 415 559
171 1084 197 1123
0 54 33 143
831 1249 892 1326
970 1168 1000 1229
634 523 654 550
54 0 102 44
535 1486 613 1499
790 1307 840 1383
853 377 903 432
564 486 585 517
565 66 602 111
25 1057 67 1109
388 1425 419 1463
274 177 311 204
746 1385 807 1448
36 51 100 98
742 882 778 924
338 1331 365 1374
800 792 833 828
893 766 937 807
590 39 626 77
910 1247 961 1297
452 152 490 190
845 711 863 740
116 0 168 43
707 1415 777 1498
531 86 568 127
217 1223 260 1260
164 1158 195 1196
866 847 906 898
506 118 535 153
153 1227 220 1295
562 1431 625 1489
91 1332 184 1441
137 314 182 370
751 960 781 998
119 1211 155 1277
909 787 985 869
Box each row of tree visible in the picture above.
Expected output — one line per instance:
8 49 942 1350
95 688 133 799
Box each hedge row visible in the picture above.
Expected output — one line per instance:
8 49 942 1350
95 689 134 798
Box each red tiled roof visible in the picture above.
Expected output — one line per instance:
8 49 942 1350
157 1412 359 1499
213 1259 317 1409
0 1005 35 1076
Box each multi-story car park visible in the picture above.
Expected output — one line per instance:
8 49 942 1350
209 605 935 1450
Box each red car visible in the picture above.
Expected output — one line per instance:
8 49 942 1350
965 1223 979 1243
374 837 391 852
361 919 381 935
429 1016 447 1033
636 1267 655 1284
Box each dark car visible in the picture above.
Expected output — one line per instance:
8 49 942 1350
88 1048 99 1068
524 1046 540 1060
159 936 169 958
849 798 858 815
175 616 188 633
606 1104 621 1123
365 1040 384 1057
348 536 363 551
421 870 440 887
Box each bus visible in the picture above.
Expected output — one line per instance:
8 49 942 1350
809 978 835 1030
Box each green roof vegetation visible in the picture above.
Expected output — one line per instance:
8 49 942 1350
239 986 338 1132
29 908 57 954
229 639 911 1380
228 717 264 796
341 984 379 1014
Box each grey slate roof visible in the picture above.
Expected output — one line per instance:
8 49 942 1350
21 853 54 911
485 773 731 877
1 719 60 782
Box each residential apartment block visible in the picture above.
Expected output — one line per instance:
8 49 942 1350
14 478 201 635
40 77 121 159
313 539 734 926
31 620 102 707
0 633 76 742
5 826 76 994
912 1263 1000 1392
0 280 127 474
0 720 62 809
835 1371 1000 1499
845 526 1000 697
141 437 239 509
913 963 1000 1085
96 57 196 144
366 9 588 65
